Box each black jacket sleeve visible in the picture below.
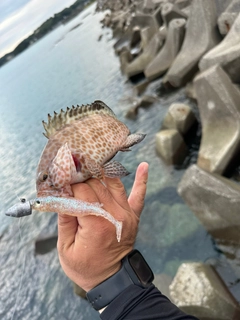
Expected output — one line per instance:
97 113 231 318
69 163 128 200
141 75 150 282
100 284 199 320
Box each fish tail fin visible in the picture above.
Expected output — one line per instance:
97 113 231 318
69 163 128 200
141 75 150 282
103 161 130 178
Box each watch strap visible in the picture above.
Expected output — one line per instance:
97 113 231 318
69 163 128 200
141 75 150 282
86 263 137 310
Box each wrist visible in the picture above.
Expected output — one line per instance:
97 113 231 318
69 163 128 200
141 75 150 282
83 262 121 292
86 249 154 310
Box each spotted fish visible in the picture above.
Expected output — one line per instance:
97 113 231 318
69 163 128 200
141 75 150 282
37 100 145 197
5 100 145 242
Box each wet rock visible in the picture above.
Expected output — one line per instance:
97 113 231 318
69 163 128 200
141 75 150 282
35 234 58 255
200 12 240 84
194 65 240 174
155 129 187 165
218 0 240 36
133 80 150 95
170 262 240 320
145 18 186 80
100 13 112 27
154 273 172 300
125 105 139 119
163 0 220 87
178 164 240 244
73 282 86 299
138 95 157 107
125 31 163 77
161 3 187 26
125 95 156 119
162 103 196 135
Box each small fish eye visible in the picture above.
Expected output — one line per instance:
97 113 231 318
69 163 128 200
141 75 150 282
42 173 48 181
36 200 41 205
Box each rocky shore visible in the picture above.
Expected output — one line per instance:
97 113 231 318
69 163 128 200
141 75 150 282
96 0 240 318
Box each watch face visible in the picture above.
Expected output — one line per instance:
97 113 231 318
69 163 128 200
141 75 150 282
129 251 154 286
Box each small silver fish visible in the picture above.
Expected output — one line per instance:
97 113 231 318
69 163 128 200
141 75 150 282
5 197 122 242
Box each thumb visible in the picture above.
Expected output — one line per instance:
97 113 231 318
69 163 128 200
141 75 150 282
57 214 78 251
128 162 148 218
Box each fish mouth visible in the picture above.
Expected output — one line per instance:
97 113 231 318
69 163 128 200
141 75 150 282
5 200 33 217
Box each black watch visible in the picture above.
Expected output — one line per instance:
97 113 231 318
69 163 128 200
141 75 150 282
86 249 154 311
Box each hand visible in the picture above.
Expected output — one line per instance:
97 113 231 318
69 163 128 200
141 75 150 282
57 162 148 292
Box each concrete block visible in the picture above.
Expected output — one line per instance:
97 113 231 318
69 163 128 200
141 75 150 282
145 18 186 80
194 65 240 174
125 31 163 77
200 12 240 83
155 129 187 165
161 2 187 26
175 0 192 10
163 0 220 87
162 103 196 135
170 262 240 320
218 0 240 36
178 164 240 244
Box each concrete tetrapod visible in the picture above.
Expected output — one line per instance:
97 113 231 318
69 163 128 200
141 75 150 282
155 129 187 165
178 164 240 245
200 12 240 83
161 2 187 26
162 103 196 135
162 0 220 87
170 262 240 320
145 18 186 81
125 31 163 77
194 65 240 174
218 0 240 36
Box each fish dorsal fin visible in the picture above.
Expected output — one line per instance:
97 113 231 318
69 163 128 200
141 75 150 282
42 100 117 139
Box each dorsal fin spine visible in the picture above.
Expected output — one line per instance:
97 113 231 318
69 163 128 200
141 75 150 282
42 100 117 139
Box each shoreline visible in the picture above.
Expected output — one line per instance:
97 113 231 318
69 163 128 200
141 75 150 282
0 0 96 68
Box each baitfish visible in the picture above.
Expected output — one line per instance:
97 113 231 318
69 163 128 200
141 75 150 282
5 197 122 242
5 100 145 241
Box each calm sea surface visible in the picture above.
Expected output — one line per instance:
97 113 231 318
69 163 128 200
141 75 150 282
0 3 229 319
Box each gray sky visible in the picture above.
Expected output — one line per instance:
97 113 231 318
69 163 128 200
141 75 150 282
0 0 77 57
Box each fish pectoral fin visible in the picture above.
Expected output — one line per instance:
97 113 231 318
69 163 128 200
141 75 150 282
103 161 130 178
50 143 77 187
84 155 104 180
122 133 146 150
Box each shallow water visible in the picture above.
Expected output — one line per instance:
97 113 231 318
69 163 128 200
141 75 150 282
0 4 236 319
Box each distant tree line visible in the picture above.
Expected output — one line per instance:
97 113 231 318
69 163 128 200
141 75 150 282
0 0 94 68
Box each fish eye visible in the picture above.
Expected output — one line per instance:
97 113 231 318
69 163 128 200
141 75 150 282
36 200 41 205
42 173 48 181
38 172 48 182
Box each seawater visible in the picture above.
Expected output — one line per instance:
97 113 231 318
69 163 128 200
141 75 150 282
0 3 219 319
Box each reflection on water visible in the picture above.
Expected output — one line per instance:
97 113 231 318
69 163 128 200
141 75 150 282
0 3 232 320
